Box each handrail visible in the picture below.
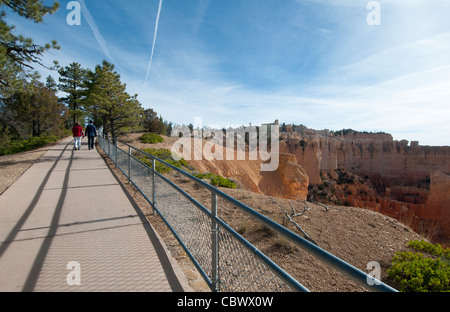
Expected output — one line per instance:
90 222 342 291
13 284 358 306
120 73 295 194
100 134 397 292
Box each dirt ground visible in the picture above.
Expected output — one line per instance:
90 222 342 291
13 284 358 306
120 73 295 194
0 136 426 292
153 172 425 292
0 141 63 195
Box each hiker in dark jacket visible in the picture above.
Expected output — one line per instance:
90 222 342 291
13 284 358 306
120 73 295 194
85 121 97 150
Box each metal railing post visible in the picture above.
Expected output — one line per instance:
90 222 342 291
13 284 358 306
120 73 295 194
152 158 156 215
128 146 131 179
211 192 219 292
107 136 110 156
114 139 118 164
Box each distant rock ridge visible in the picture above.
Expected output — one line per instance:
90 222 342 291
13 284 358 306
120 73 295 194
279 125 450 243
175 125 449 244
280 128 450 184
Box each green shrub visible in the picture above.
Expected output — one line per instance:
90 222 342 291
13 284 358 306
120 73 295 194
138 148 189 174
140 133 164 144
194 173 237 189
388 240 450 292
135 148 236 188
407 240 450 259
0 136 59 156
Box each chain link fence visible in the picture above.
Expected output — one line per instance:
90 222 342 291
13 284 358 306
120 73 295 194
98 134 397 293
99 135 305 292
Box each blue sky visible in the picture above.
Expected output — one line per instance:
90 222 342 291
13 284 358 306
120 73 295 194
6 0 450 146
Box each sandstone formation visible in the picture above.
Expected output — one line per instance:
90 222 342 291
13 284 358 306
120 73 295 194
280 126 450 244
423 171 450 240
258 154 309 200
189 148 309 201
280 130 450 186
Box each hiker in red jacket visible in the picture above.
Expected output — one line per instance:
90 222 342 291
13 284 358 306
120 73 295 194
72 122 84 150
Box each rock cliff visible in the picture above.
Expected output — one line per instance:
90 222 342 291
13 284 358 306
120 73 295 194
423 171 450 240
280 126 450 243
258 154 309 200
280 130 450 185
187 139 309 201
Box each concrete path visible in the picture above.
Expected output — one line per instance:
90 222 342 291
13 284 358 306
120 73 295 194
0 138 187 292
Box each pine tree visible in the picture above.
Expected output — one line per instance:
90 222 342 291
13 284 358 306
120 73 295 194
0 0 60 89
58 62 88 125
143 108 159 133
45 75 57 93
87 60 143 138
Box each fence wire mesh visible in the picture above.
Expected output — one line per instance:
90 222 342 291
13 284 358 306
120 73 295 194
154 173 214 280
130 156 154 202
217 226 292 292
99 136 301 292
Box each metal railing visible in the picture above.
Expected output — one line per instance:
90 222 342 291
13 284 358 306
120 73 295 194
98 134 397 293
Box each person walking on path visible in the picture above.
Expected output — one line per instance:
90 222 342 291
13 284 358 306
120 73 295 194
85 121 98 150
72 122 84 150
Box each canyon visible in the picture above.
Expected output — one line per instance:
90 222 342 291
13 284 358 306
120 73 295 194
182 124 450 245
124 125 450 245
278 125 450 244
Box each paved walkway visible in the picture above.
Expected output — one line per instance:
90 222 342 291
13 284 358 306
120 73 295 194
0 138 188 292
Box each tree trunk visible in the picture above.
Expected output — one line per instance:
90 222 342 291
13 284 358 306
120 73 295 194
110 114 116 139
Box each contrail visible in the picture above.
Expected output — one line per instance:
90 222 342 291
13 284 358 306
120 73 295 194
79 0 114 62
144 0 163 87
